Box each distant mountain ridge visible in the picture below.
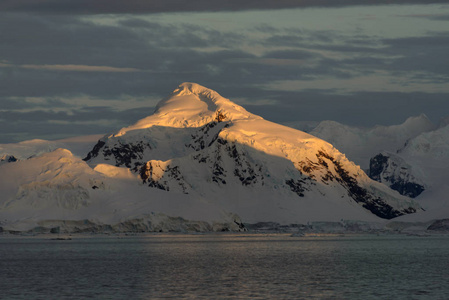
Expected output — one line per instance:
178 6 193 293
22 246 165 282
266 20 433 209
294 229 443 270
307 114 435 170
299 115 449 222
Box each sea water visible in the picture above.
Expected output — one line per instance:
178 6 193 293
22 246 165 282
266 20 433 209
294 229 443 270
1 234 449 299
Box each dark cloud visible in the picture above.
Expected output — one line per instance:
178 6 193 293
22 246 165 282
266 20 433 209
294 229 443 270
244 90 449 127
0 106 152 143
0 14 149 67
262 50 319 60
1 0 447 14
380 34 449 79
1 12 446 100
0 14 251 97
0 50 260 98
0 14 243 68
398 13 449 21
384 33 449 48
1 5 448 143
430 14 449 21
260 29 381 52
262 34 306 47
258 29 449 82
1 14 447 100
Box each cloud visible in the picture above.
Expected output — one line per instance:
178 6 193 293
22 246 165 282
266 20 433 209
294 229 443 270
1 6 449 143
243 90 449 127
255 28 449 86
259 29 382 54
396 13 449 21
1 12 447 99
378 34 449 79
0 13 261 98
1 14 447 101
0 14 244 68
1 63 141 72
0 95 160 120
0 105 152 143
1 0 447 14
262 74 449 94
22 64 140 72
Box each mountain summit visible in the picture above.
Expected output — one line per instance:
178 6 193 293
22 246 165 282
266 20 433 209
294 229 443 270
114 82 261 137
84 83 420 223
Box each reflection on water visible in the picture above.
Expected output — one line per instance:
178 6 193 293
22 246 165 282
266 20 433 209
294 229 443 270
1 234 449 299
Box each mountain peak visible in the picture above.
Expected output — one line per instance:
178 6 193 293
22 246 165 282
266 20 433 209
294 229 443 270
114 82 260 137
154 82 223 115
401 114 435 132
172 82 219 98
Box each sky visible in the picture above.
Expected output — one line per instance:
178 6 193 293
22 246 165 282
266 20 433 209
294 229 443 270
1 0 449 143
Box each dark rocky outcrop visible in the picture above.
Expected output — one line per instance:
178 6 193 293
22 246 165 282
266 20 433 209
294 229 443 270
83 140 105 161
0 155 18 164
140 161 189 193
285 178 313 197
369 153 425 198
427 219 449 231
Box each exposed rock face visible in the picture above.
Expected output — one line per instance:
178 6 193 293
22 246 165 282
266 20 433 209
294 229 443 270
84 140 152 170
0 155 17 165
369 152 425 198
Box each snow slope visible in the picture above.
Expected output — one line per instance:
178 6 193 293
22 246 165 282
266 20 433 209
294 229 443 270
0 148 242 232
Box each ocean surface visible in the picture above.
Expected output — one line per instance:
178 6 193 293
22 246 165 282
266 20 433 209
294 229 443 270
1 233 449 299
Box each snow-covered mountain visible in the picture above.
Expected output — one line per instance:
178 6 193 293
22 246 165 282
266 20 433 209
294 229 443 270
85 83 420 220
294 115 449 222
0 134 103 161
0 139 63 161
373 124 449 221
307 115 435 170
0 83 424 232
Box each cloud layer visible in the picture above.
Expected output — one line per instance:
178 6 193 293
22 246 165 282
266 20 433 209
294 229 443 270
1 0 448 14
0 3 448 143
